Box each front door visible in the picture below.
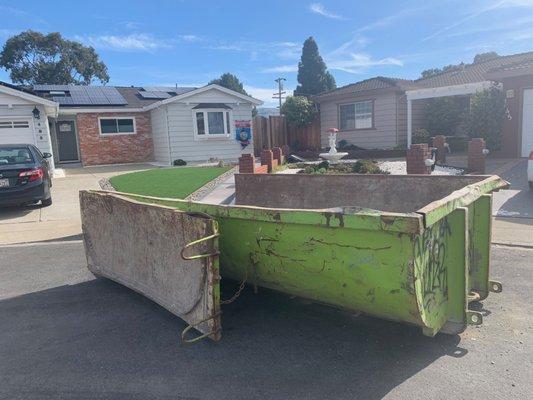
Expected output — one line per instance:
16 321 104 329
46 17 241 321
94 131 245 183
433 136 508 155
56 120 79 162
522 89 533 157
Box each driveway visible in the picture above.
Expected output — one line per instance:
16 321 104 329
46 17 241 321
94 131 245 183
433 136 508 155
0 241 531 399
492 159 533 247
0 164 154 245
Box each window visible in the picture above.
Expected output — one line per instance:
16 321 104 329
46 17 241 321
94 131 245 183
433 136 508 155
0 146 34 165
0 120 30 129
339 100 373 130
99 118 136 135
193 110 232 138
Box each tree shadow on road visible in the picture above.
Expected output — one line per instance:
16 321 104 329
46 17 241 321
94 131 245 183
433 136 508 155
0 278 467 400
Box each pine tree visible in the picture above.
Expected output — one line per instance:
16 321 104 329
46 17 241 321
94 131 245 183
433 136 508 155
294 37 336 96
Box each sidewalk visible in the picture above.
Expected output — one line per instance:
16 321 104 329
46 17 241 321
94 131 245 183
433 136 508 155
493 217 533 247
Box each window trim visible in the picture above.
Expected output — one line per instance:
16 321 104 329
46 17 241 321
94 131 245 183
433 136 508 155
0 118 32 130
98 116 137 136
337 99 375 131
192 108 233 140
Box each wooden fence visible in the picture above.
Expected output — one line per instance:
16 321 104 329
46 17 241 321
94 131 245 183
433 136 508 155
252 115 321 155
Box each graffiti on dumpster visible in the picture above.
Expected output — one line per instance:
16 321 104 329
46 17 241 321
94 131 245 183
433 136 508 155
414 217 451 310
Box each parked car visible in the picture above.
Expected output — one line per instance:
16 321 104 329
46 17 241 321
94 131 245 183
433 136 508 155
0 144 53 207
529 151 533 190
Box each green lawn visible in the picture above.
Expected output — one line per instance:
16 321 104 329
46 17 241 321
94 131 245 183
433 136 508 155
109 166 231 199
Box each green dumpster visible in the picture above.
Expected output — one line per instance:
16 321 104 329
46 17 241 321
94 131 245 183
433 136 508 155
80 173 507 341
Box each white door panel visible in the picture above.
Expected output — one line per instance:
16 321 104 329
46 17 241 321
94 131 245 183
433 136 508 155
522 89 533 157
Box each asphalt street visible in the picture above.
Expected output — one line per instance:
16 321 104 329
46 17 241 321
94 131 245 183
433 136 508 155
0 241 531 400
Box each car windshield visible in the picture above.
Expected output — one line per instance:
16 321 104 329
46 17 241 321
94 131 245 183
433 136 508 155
0 147 34 165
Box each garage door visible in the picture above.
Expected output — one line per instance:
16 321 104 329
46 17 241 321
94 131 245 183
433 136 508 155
522 89 533 157
0 119 35 145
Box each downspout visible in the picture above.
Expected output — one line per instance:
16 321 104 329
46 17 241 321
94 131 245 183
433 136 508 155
165 105 172 165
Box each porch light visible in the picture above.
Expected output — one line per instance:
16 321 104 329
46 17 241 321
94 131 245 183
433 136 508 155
32 107 41 119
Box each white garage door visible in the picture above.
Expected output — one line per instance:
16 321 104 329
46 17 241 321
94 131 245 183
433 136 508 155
0 119 35 145
522 89 533 157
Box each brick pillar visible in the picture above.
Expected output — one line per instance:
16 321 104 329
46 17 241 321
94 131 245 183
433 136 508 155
238 153 255 173
272 147 284 165
468 138 486 174
406 144 432 174
433 135 446 164
261 149 275 172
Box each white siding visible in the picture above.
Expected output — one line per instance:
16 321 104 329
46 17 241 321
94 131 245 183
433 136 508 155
150 106 171 164
0 92 54 169
162 88 254 163
319 92 399 149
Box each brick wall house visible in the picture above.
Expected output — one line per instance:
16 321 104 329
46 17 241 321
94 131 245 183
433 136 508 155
76 112 154 166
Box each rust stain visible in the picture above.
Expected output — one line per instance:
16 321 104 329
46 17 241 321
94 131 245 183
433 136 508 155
306 237 392 251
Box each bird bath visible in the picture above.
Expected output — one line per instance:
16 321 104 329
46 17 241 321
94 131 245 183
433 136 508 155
319 128 348 163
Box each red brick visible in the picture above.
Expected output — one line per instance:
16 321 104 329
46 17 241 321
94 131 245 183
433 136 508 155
406 143 431 174
76 112 154 166
468 138 486 173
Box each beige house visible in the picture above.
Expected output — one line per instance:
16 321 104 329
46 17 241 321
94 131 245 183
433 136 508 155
314 51 533 157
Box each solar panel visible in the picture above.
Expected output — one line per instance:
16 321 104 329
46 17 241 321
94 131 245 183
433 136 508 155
43 86 128 106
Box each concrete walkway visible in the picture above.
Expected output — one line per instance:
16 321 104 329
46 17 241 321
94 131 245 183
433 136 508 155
0 164 154 245
198 174 236 205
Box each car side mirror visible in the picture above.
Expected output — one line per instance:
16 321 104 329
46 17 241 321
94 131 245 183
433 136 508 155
43 152 52 158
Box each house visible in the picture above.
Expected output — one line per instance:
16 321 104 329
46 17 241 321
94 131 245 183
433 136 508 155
0 82 262 169
314 51 533 157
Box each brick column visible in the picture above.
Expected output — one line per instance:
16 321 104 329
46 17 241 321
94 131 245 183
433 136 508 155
432 135 447 164
239 154 255 173
468 138 486 174
272 147 284 165
261 149 278 172
406 144 432 174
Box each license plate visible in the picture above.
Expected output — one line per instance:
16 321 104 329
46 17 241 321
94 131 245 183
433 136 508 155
0 178 9 188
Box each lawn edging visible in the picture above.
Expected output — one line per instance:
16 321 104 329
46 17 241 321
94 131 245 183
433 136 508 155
185 166 237 201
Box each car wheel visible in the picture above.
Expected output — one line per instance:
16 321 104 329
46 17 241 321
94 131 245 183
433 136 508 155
41 197 52 207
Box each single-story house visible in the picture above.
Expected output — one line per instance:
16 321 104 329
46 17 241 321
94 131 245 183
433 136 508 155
0 82 262 168
314 51 533 157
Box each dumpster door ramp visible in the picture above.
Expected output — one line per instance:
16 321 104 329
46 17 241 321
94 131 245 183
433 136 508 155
80 190 221 342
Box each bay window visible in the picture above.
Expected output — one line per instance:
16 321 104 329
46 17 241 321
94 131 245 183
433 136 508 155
193 106 232 139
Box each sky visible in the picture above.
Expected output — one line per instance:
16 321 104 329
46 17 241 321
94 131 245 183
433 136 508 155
1 0 533 106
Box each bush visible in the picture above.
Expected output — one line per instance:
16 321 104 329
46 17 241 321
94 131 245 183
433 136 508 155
281 96 317 126
412 128 430 144
425 96 468 136
468 86 506 150
351 160 387 174
173 159 187 166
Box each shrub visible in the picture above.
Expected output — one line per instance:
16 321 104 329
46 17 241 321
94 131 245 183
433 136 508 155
173 159 187 166
412 128 430 144
281 96 317 126
351 160 388 174
425 96 469 136
468 86 506 150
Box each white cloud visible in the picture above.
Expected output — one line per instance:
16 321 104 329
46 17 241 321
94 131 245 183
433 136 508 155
327 53 403 74
179 34 200 42
78 33 171 52
422 0 533 42
261 65 299 73
309 3 346 20
357 7 425 32
245 85 294 107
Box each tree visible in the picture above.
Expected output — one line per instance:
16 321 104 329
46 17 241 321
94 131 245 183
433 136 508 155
468 86 506 150
474 51 499 64
425 96 469 136
294 37 336 96
280 96 316 126
209 73 248 95
420 52 500 79
0 30 109 85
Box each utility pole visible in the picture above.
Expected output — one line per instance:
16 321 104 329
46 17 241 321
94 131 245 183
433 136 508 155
273 77 286 115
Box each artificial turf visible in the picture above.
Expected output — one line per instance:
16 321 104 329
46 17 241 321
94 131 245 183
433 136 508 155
109 166 230 199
